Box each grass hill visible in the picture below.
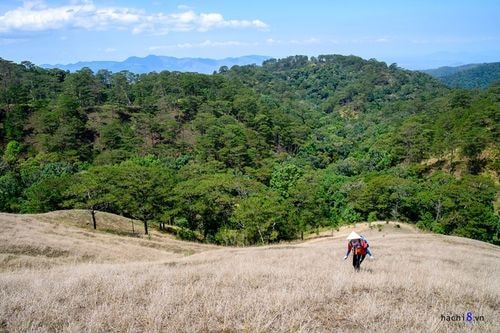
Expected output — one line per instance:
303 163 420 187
0 211 498 332
422 62 500 88
0 210 217 270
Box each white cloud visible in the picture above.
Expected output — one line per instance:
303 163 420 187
0 2 87 32
0 1 268 35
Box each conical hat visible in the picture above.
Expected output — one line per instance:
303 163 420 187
346 231 361 240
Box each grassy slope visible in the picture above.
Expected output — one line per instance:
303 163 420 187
0 210 217 271
0 211 499 332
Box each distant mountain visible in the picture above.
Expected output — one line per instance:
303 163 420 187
421 62 500 89
41 55 271 74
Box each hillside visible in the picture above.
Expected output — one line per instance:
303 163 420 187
0 211 498 332
41 55 271 74
0 210 216 271
422 62 500 88
0 55 498 245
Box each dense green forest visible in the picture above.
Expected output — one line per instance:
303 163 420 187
0 55 498 245
423 62 500 89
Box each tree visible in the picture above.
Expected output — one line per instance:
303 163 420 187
287 172 328 238
112 162 175 235
231 192 286 244
21 175 71 213
63 68 103 107
65 163 175 234
3 141 21 164
350 173 419 221
0 172 21 212
27 94 92 161
19 159 79 213
109 71 134 105
270 162 302 198
171 171 263 241
64 168 115 229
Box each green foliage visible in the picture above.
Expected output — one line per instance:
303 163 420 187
63 161 176 234
171 171 264 241
270 162 302 198
3 140 21 164
367 212 378 222
231 192 286 244
349 173 420 221
0 172 21 211
20 175 71 213
0 55 498 244
177 227 203 242
3 105 32 143
64 167 116 212
18 158 80 213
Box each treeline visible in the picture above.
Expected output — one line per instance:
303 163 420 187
0 55 498 244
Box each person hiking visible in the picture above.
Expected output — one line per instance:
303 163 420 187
343 231 369 271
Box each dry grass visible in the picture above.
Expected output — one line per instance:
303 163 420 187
0 211 216 271
0 212 499 332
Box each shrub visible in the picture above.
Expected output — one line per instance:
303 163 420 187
367 211 378 222
215 228 246 246
177 228 203 242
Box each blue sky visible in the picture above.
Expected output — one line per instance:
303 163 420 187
0 0 499 69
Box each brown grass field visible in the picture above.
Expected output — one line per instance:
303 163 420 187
0 210 499 332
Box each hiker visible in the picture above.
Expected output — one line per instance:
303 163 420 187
343 231 369 271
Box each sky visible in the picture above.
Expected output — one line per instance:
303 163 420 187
0 0 499 69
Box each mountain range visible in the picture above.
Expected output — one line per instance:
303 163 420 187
42 55 271 74
421 62 500 89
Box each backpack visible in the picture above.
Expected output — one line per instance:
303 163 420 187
351 239 368 255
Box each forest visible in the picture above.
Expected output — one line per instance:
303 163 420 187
0 55 498 245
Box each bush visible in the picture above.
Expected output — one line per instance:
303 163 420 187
367 211 378 222
416 212 433 230
177 228 203 242
174 217 189 228
215 228 246 246
162 224 180 236
431 222 445 234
